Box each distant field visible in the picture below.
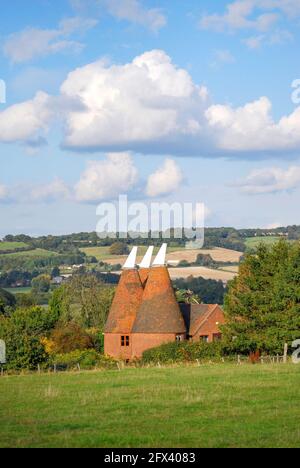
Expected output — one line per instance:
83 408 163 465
80 246 179 264
2 248 57 258
245 236 282 250
4 287 32 295
0 242 30 252
0 364 299 448
167 247 243 265
169 266 236 282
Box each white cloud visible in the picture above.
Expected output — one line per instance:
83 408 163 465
0 178 70 204
2 49 300 157
200 1 278 33
146 159 183 197
200 0 298 48
235 166 300 194
3 17 97 63
205 97 300 152
265 222 283 229
0 185 7 200
210 49 236 68
60 50 208 152
74 152 139 202
29 179 70 202
100 0 166 31
0 92 52 144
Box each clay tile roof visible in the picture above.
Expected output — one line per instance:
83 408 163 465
105 269 144 334
132 266 186 334
188 304 218 336
138 268 150 288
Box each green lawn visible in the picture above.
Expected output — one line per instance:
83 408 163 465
4 287 32 295
0 242 30 252
245 236 282 250
0 364 299 448
2 248 57 258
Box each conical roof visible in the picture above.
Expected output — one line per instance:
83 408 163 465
105 268 144 333
132 266 186 334
138 246 154 287
139 268 150 288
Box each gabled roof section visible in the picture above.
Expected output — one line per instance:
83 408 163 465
105 268 144 334
132 266 186 334
188 304 219 337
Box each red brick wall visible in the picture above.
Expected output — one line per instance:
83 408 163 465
104 334 133 360
131 333 186 359
191 306 225 343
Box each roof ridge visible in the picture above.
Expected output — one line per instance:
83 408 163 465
190 304 219 337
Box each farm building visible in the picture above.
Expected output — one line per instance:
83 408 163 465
104 244 225 360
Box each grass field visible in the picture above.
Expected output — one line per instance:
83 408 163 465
4 287 32 295
0 364 299 448
245 236 282 250
0 242 30 252
80 246 179 264
2 248 57 258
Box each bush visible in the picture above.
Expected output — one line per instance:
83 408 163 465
0 288 16 314
50 322 93 354
109 242 129 256
52 349 116 370
0 306 60 370
142 340 225 364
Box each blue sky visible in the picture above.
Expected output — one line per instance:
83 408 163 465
1 0 300 236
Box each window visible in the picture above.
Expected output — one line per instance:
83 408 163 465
121 336 130 347
200 335 209 343
213 333 222 342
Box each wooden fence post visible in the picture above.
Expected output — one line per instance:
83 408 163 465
283 343 288 364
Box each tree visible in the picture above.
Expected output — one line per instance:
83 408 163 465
0 288 16 315
50 322 93 354
223 240 300 354
0 306 60 369
109 242 129 256
51 266 60 278
173 277 225 305
49 275 115 330
31 274 51 293
176 289 200 304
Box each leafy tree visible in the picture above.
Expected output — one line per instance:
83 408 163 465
223 240 300 354
109 242 129 256
51 266 60 278
31 274 51 293
49 275 115 330
175 289 200 304
174 277 225 305
0 288 16 315
0 306 60 369
195 254 217 268
50 322 93 354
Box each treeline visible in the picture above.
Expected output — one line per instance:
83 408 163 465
173 277 225 305
6 224 295 254
0 253 89 272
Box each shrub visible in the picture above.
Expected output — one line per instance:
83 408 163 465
142 340 225 364
52 349 116 370
109 242 129 256
0 306 60 370
50 322 93 354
